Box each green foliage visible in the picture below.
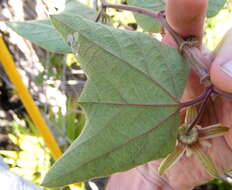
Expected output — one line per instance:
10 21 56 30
6 0 228 53
48 99 85 146
205 2 232 50
66 100 85 141
40 14 189 187
7 20 71 53
6 0 97 53
127 0 164 32
35 54 64 85
63 0 97 18
207 0 227 17
197 179 232 190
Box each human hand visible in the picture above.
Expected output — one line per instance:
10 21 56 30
106 0 232 189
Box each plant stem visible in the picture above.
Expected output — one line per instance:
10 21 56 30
213 88 232 100
158 15 210 86
179 91 208 108
101 0 161 19
95 8 105 22
186 87 213 134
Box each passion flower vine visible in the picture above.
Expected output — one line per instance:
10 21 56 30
37 0 232 187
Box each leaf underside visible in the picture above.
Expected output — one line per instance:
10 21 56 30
6 0 97 53
42 14 189 187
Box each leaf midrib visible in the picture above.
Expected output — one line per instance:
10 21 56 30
55 15 179 103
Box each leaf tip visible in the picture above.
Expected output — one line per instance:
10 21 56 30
5 21 17 30
40 163 65 188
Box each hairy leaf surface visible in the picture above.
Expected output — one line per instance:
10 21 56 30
42 14 189 187
6 0 96 53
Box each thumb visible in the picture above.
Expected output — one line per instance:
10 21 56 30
210 28 232 93
165 0 208 42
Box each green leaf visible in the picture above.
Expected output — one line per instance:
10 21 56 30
207 0 227 18
63 0 97 19
42 14 189 187
6 20 71 53
6 0 97 53
128 0 164 33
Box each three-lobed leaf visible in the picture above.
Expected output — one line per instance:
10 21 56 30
41 14 189 187
6 0 97 53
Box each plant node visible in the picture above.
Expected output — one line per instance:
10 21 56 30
178 124 198 145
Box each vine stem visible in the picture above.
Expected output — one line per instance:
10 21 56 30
186 86 213 134
99 0 210 86
213 88 232 100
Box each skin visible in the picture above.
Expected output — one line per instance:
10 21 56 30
106 0 232 189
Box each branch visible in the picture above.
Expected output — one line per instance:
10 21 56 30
100 0 161 19
213 88 232 100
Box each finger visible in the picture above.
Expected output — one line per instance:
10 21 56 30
105 168 157 190
165 0 208 41
210 28 232 93
163 0 209 101
105 164 173 190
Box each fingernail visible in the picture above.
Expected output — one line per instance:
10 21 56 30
220 60 232 78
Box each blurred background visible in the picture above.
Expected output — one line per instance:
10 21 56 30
0 0 232 189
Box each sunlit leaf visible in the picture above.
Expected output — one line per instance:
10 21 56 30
7 20 71 53
6 0 97 53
